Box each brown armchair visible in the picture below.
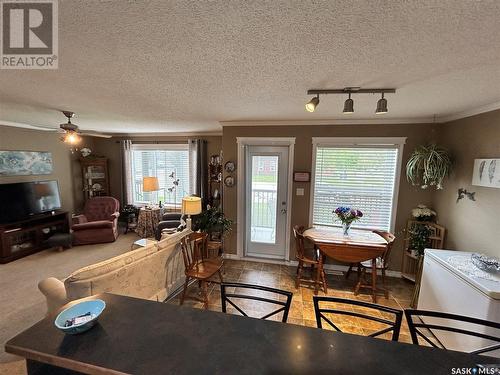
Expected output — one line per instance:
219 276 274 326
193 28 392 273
72 197 120 245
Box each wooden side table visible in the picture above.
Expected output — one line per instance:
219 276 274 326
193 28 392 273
136 208 162 238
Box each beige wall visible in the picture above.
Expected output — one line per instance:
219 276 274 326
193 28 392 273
0 125 94 215
91 135 222 203
222 123 439 271
433 109 500 257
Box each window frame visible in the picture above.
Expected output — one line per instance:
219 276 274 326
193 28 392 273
130 143 189 208
308 137 406 233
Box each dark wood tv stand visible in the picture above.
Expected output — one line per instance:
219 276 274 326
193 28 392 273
0 211 69 264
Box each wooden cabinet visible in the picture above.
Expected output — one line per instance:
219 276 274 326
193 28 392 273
0 211 69 263
208 154 223 210
80 157 110 201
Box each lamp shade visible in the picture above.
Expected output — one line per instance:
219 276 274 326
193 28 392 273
182 196 202 215
143 177 159 192
343 98 354 114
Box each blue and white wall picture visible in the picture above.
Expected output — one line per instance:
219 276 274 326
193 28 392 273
0 151 53 176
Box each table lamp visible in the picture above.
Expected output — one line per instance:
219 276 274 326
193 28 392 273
182 196 202 230
143 177 159 206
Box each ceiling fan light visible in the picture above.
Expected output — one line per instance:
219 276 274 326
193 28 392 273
305 95 319 112
343 94 354 114
64 131 81 145
375 93 388 114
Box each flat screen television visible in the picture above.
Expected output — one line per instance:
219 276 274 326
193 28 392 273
0 180 62 223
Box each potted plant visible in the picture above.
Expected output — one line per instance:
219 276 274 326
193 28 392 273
406 144 452 189
194 206 232 239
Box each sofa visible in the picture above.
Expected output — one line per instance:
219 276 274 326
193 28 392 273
72 196 120 245
38 230 190 315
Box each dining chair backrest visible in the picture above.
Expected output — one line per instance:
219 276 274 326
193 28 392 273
372 230 396 268
220 282 293 322
293 225 306 260
180 232 208 272
404 309 500 355
313 296 403 341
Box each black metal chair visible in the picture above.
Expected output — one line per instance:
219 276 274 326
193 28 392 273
313 296 403 341
220 282 293 322
405 309 500 355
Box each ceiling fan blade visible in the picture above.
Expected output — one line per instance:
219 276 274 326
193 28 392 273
2 121 58 132
80 131 112 138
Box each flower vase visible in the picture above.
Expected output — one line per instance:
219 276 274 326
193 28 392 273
342 222 351 237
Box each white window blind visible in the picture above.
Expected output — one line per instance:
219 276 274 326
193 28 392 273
312 143 401 231
130 144 189 206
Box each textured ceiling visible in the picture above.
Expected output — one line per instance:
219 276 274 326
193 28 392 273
1 0 500 134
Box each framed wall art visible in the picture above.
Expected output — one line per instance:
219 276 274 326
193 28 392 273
0 151 53 176
293 171 310 182
472 158 500 188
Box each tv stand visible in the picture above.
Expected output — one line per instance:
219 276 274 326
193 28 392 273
0 211 69 264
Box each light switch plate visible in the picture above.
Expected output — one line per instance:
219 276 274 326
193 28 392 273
296 188 304 196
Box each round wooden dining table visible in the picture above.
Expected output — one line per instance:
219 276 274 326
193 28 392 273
303 227 388 302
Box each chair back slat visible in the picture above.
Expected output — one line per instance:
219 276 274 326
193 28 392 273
293 225 306 259
372 230 396 267
313 296 403 341
180 232 208 272
220 282 293 322
405 309 500 355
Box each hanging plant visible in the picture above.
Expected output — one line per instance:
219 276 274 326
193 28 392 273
406 144 452 189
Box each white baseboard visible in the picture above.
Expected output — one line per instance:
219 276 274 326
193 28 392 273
223 253 402 278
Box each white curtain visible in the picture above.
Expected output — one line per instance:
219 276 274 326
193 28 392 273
120 140 133 205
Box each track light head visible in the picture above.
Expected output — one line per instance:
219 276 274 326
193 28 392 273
375 93 388 114
305 95 319 112
343 93 354 114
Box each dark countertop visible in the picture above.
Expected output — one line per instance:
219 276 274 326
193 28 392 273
6 293 499 375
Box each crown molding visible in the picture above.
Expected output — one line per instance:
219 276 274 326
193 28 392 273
109 131 223 138
220 118 436 127
436 100 500 123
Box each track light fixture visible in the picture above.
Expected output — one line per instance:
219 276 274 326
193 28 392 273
343 93 354 114
305 95 319 112
305 87 395 114
375 93 388 114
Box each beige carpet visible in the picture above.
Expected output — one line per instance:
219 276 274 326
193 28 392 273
0 232 139 367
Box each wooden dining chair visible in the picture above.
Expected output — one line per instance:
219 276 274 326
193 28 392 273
180 232 223 309
293 225 327 293
220 282 293 322
405 309 500 355
313 296 403 341
346 230 395 298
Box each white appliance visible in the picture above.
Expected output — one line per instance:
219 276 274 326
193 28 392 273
418 249 500 357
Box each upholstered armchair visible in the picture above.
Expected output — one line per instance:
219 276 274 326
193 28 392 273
72 197 120 245
155 213 185 240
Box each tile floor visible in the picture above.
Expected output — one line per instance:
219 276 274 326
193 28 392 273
167 259 416 344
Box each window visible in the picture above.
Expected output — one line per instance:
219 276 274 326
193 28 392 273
131 144 189 207
310 138 405 232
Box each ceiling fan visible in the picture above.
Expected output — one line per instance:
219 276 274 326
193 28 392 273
58 111 111 144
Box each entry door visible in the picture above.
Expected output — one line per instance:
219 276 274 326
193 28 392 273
245 146 289 259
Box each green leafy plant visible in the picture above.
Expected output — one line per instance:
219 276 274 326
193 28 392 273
194 206 232 236
406 144 452 189
408 222 433 256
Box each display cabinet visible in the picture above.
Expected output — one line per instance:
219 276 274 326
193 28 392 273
80 157 110 201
